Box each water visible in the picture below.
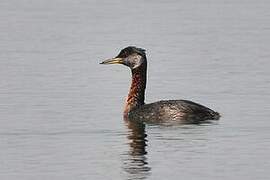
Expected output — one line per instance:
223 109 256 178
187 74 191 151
1 0 270 179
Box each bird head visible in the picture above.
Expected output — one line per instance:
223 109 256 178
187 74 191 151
100 46 146 69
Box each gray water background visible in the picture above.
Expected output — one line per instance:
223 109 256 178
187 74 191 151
1 0 270 179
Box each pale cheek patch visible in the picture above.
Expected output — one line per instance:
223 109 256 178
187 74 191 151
131 55 143 69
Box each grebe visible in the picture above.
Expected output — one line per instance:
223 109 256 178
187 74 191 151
100 46 220 123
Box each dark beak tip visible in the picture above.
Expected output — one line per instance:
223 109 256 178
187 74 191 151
99 61 104 64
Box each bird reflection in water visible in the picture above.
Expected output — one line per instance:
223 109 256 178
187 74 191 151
122 118 151 180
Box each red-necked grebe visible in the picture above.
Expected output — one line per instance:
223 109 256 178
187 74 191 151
100 46 220 123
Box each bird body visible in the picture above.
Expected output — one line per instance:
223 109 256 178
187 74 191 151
128 100 220 124
100 46 220 123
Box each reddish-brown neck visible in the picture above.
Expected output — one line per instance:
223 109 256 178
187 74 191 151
124 63 147 115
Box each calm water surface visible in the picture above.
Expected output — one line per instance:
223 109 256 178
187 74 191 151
1 0 270 179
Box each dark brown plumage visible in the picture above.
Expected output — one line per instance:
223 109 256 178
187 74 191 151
100 46 220 124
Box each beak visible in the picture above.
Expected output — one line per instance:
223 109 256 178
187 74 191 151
100 58 124 65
